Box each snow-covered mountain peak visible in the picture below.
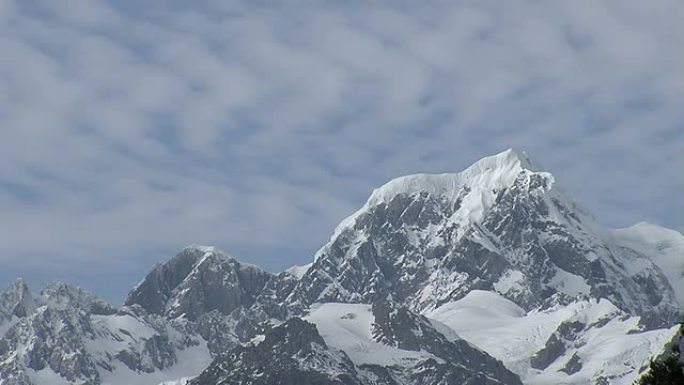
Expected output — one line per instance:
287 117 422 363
288 149 679 330
331 149 556 241
367 148 545 206
465 147 538 173
615 221 684 244
179 244 265 273
610 222 684 305
2 149 682 385
182 244 226 263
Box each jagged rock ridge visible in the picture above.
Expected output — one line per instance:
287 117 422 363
275 149 679 329
1 149 681 385
125 246 272 321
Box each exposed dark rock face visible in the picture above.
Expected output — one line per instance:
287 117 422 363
0 290 102 385
124 246 273 321
560 352 583 375
531 320 586 370
530 333 566 370
276 150 679 328
41 282 116 315
190 318 364 385
252 271 301 320
369 300 524 385
0 279 36 321
194 307 270 355
0 282 203 385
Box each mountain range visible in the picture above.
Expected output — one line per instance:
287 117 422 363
1 149 681 385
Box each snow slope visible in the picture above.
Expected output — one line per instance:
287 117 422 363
99 342 211 385
611 222 684 305
427 290 678 385
305 303 438 367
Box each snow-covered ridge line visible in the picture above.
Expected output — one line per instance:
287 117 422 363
610 221 684 304
330 148 551 240
182 244 261 270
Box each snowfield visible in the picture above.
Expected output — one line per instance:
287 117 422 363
305 303 441 367
427 290 679 385
611 222 684 304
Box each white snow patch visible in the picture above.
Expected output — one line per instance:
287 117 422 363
611 222 684 305
305 303 438 367
247 334 266 346
427 290 678 385
99 341 212 385
285 263 313 279
493 270 526 295
549 269 591 296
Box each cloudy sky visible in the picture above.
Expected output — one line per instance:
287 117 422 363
1 0 682 304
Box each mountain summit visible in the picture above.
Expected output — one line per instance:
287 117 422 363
0 149 680 385
361 148 541 209
278 148 678 328
124 245 272 321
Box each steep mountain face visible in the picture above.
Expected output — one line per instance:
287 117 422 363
1 149 681 385
0 281 213 385
367 300 522 385
0 281 121 385
190 318 364 385
0 248 272 385
0 279 35 323
279 150 679 328
125 246 272 321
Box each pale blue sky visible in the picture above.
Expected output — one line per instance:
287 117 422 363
0 0 682 304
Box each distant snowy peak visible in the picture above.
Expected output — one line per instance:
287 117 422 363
2 149 682 385
124 245 272 320
611 222 684 305
40 282 116 315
